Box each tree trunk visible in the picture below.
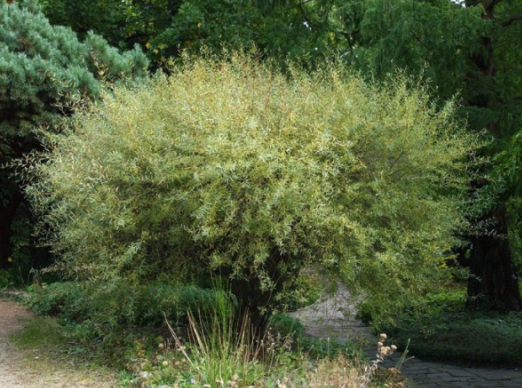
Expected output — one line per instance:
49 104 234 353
230 248 302 334
467 204 522 310
0 190 23 269
465 0 522 311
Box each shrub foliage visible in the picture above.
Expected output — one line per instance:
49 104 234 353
28 281 228 328
27 54 481 327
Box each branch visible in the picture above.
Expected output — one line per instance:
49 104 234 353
299 1 313 29
486 0 503 12
502 14 522 27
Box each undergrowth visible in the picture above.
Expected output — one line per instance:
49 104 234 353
27 281 227 328
369 287 522 366
10 316 120 387
20 281 405 387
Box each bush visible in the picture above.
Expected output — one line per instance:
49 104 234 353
269 314 305 338
388 311 522 366
0 269 14 289
28 281 230 329
375 290 522 366
27 52 482 329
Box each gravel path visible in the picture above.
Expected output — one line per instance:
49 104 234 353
288 284 522 388
0 299 34 388
0 297 118 388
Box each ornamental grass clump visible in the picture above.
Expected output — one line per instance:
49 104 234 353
304 334 404 388
27 52 482 329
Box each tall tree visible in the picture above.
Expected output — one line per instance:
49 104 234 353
342 0 522 310
38 0 340 68
0 0 147 269
463 0 522 310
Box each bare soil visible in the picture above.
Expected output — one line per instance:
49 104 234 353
0 298 119 388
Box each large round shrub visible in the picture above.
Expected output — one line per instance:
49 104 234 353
27 54 481 328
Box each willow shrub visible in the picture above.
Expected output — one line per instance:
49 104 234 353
27 53 482 328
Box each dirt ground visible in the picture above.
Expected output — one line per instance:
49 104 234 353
0 298 119 388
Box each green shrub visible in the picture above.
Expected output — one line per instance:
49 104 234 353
388 311 522 366
0 269 14 289
27 52 482 329
269 314 305 337
299 335 360 361
374 290 522 366
28 281 229 329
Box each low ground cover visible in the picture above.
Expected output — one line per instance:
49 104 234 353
365 286 522 366
19 281 405 388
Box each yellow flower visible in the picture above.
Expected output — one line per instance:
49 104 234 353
7 257 13 263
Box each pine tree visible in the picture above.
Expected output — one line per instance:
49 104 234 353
0 0 148 269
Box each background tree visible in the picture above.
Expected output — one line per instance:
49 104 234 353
26 54 481 329
38 0 341 68
0 0 148 270
38 0 181 54
303 0 522 310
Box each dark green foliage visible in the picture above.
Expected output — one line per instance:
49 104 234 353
0 269 15 289
38 0 129 47
39 0 182 55
0 0 147 153
28 281 227 328
39 0 341 69
376 291 522 366
151 0 333 65
0 0 148 270
497 129 522 271
358 0 486 101
268 314 304 337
